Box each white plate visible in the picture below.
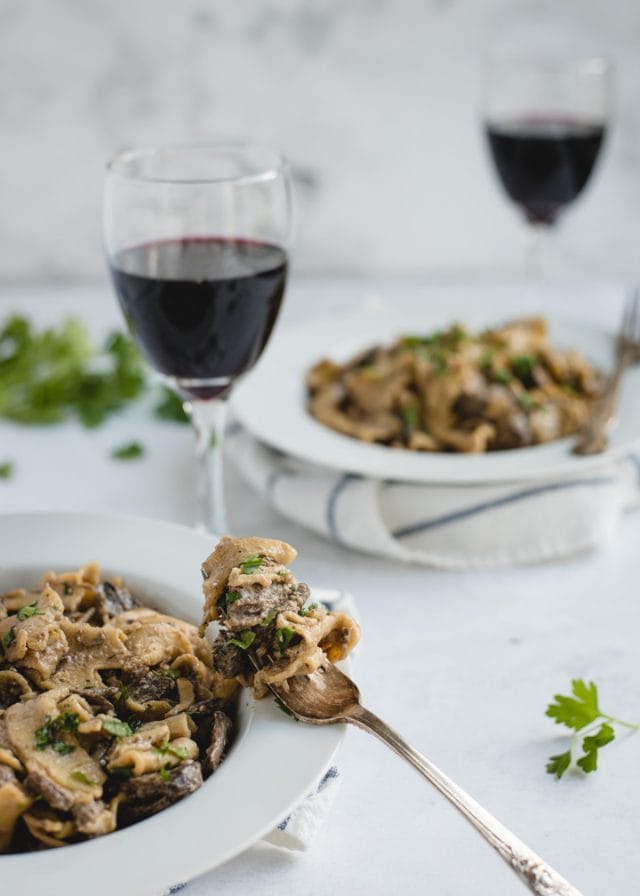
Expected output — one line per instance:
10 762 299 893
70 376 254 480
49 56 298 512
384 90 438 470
0 512 345 896
232 304 640 484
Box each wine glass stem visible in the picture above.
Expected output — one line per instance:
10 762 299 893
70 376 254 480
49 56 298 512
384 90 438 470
185 397 229 535
522 222 546 277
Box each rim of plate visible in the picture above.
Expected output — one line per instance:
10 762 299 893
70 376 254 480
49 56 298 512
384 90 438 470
0 512 345 896
231 311 640 484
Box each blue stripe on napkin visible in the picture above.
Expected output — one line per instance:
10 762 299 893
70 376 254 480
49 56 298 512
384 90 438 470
391 475 616 539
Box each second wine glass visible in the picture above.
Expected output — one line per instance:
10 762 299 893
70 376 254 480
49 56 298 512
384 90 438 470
484 55 611 274
104 142 293 534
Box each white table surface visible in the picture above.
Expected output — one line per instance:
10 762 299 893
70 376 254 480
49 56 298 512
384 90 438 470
1 280 638 896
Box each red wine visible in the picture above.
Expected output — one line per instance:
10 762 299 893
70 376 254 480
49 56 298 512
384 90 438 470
486 117 605 225
110 238 287 398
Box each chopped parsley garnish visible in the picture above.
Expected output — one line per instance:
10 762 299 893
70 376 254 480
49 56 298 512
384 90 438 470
479 349 494 369
517 394 535 411
0 461 14 480
159 766 171 782
298 603 318 618
2 626 16 649
34 712 79 753
161 668 181 680
102 717 134 738
402 404 420 430
72 770 98 786
228 630 256 650
275 626 294 655
118 683 131 702
17 602 39 621
225 591 242 606
493 369 512 385
153 387 189 424
512 354 537 382
239 555 262 574
111 441 145 461
260 608 278 628
155 742 189 761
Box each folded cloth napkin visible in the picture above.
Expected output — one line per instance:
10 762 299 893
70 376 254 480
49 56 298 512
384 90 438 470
227 424 640 567
161 589 357 895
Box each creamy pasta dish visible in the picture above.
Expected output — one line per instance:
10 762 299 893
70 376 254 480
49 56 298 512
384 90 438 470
307 317 600 453
0 536 358 853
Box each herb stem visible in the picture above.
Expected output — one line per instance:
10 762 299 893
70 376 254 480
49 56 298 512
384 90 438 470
601 714 640 731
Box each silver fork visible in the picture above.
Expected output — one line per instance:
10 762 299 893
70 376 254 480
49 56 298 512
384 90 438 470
573 290 640 455
253 657 583 896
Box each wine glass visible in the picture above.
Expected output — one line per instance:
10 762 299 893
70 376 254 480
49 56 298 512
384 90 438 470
483 54 611 273
104 142 292 534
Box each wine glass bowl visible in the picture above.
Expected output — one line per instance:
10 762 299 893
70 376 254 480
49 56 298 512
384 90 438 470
484 55 611 268
104 142 292 532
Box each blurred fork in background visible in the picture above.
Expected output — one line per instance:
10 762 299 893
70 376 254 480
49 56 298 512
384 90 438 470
573 289 640 455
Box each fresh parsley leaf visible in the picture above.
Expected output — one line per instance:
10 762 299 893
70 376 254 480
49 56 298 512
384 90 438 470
479 349 494 369
298 603 318 617
102 717 134 738
402 404 420 430
111 441 145 461
239 555 262 574
72 770 98 786
56 712 80 733
546 751 572 779
34 712 78 752
493 369 512 385
275 626 294 655
576 723 616 774
512 354 537 381
155 742 189 761
259 608 278 628
228 630 256 650
153 387 189 424
517 394 534 412
0 316 145 427
118 683 131 702
159 766 171 782
545 679 639 778
162 668 181 680
225 591 242 606
2 626 16 649
546 679 601 731
0 461 13 480
17 602 39 621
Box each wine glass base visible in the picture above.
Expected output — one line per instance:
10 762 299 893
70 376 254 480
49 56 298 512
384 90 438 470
170 376 233 401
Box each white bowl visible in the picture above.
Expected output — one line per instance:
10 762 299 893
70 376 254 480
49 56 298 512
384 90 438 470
0 512 345 896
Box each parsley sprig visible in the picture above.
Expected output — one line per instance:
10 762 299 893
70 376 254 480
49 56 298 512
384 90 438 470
0 316 145 427
545 679 640 778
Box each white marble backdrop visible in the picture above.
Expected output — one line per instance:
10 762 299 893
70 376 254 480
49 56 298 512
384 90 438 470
1 0 639 282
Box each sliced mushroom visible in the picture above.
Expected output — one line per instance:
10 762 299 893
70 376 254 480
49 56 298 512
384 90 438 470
119 760 203 824
204 711 232 776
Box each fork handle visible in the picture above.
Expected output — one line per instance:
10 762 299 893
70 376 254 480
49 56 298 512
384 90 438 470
572 352 633 455
347 704 583 896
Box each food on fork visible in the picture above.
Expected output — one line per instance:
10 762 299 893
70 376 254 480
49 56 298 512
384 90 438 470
0 537 359 853
201 536 360 698
306 316 600 453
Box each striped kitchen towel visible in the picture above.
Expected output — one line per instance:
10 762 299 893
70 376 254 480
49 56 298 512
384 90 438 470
227 424 640 567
